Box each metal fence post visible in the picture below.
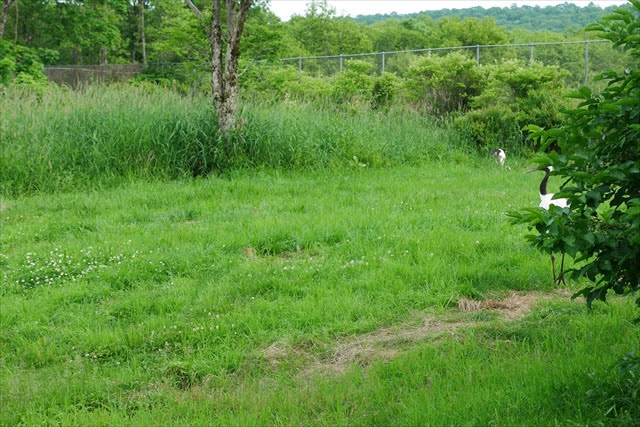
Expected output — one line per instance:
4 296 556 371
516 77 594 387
381 52 385 73
476 45 480 65
530 43 534 63
298 57 302 72
339 54 343 72
584 41 589 86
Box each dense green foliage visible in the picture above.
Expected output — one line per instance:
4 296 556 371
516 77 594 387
0 40 55 87
403 52 481 114
510 2 640 309
354 2 631 33
454 60 570 151
242 54 571 152
0 0 631 70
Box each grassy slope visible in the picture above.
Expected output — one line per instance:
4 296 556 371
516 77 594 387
1 163 638 425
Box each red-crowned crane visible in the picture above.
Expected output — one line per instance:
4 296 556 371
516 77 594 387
491 148 506 167
526 165 569 285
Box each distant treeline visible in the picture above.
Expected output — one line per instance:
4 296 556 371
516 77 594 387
352 2 630 33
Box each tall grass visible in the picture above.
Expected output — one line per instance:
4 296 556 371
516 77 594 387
1 85 219 195
0 85 471 196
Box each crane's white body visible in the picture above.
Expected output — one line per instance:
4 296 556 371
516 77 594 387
491 148 506 167
530 166 569 210
539 193 569 210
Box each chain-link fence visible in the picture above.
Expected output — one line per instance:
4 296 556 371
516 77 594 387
279 39 616 87
44 64 145 87
45 39 619 89
44 62 212 93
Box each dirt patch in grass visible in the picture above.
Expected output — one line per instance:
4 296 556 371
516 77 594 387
263 290 575 376
244 247 258 259
457 290 570 320
322 315 473 374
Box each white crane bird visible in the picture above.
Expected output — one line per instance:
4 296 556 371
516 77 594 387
526 165 569 285
491 148 506 167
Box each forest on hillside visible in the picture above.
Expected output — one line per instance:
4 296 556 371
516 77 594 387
353 2 629 32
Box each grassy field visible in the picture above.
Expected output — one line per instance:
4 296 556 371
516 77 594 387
1 161 639 425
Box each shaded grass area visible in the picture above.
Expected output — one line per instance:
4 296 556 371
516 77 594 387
0 85 469 196
1 164 638 424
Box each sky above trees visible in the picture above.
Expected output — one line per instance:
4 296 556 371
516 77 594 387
269 0 628 21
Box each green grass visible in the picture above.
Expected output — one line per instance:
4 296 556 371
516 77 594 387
0 85 469 196
1 84 638 424
2 163 638 425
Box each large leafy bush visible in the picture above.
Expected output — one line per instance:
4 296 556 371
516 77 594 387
372 72 401 108
0 41 58 88
242 64 331 101
455 60 570 151
509 1 640 309
404 51 482 114
453 105 522 151
331 60 374 103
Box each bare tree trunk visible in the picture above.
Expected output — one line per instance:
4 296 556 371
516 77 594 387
0 0 18 39
210 0 225 124
72 47 81 65
139 0 146 64
100 46 107 65
188 0 252 135
213 0 251 133
13 0 17 44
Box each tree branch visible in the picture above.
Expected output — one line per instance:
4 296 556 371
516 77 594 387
0 0 19 39
184 0 202 18
211 0 224 101
238 47 269 78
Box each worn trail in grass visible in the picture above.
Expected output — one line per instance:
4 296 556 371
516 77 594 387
1 163 638 425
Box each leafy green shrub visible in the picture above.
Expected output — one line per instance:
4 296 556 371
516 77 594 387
332 60 373 103
457 60 571 152
404 51 482 114
509 2 640 310
474 60 567 105
242 65 299 98
0 55 15 85
453 106 522 151
0 41 57 89
473 60 570 130
283 72 331 101
475 60 569 128
372 72 401 108
243 64 330 101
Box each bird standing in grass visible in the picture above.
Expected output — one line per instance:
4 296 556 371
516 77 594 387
491 148 506 167
526 165 569 285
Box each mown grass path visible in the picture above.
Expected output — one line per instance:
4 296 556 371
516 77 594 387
1 164 638 425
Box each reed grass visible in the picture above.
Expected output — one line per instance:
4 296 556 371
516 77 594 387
0 85 471 196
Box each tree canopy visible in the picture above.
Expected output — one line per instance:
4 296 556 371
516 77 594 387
0 0 632 66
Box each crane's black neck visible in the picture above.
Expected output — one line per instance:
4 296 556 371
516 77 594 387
539 168 551 196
